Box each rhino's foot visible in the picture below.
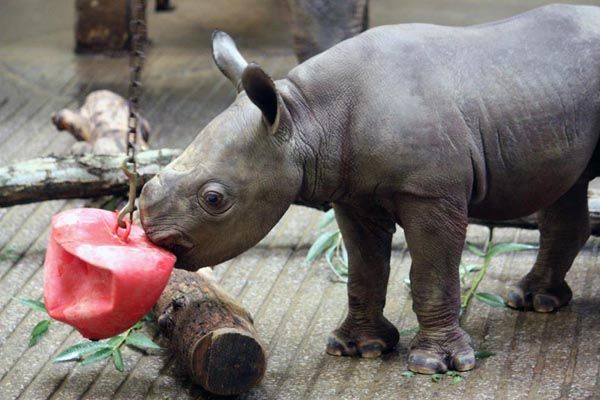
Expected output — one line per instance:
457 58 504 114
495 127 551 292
408 326 475 374
326 316 399 358
506 279 572 313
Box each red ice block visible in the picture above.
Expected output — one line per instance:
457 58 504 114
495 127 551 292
43 208 176 339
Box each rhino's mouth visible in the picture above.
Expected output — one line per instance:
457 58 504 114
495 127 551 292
145 228 194 258
164 242 193 257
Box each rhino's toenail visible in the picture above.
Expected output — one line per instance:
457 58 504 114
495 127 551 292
533 294 558 313
408 352 447 374
359 343 383 358
507 290 525 309
452 352 476 371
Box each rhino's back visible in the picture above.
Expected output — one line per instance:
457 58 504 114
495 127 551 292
290 3 600 117
288 4 600 218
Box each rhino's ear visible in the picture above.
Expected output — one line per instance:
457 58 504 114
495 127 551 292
211 30 248 93
241 63 281 134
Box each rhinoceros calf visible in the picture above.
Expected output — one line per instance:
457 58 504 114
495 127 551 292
140 4 600 374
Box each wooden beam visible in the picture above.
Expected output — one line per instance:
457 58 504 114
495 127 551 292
0 149 180 207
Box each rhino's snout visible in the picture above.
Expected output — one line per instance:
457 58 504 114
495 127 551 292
140 176 168 237
140 175 164 216
140 176 195 256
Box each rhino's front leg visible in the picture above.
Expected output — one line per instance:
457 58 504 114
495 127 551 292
326 203 399 358
396 196 475 374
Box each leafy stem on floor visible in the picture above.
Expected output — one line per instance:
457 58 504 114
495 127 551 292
306 209 348 281
16 297 161 372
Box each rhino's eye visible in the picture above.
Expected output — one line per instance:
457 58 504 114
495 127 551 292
204 191 222 206
198 183 233 215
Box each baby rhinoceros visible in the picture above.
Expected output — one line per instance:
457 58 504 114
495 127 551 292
140 4 600 374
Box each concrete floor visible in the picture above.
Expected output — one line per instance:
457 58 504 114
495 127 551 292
1 0 600 399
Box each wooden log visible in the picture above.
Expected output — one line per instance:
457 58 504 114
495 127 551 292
52 90 150 155
2 150 600 236
0 149 180 208
155 269 266 395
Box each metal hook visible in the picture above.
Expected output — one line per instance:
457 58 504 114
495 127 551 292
117 159 139 229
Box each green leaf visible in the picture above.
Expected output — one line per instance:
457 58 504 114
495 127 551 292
401 370 415 378
81 348 113 366
0 248 21 262
431 373 444 383
325 246 348 281
398 326 419 336
464 264 481 273
325 246 335 270
306 231 340 262
143 312 156 323
451 374 464 384
112 349 124 372
132 321 145 330
29 320 51 347
475 350 496 359
125 332 161 351
465 242 486 257
475 292 506 308
54 341 111 362
488 243 537 257
16 298 47 313
340 243 348 266
319 209 336 229
107 335 126 348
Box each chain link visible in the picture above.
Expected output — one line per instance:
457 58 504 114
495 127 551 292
117 0 146 229
127 0 146 165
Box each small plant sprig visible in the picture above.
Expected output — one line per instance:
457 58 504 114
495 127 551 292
0 247 21 263
403 228 537 312
16 297 160 372
460 228 537 312
16 298 52 346
306 209 348 281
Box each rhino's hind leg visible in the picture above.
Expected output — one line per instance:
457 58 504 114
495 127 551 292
326 204 399 359
507 182 590 312
396 196 475 374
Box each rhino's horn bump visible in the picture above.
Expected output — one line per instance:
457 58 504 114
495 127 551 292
211 30 248 93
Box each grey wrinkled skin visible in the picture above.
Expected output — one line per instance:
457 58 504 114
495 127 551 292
141 5 600 374
287 0 369 62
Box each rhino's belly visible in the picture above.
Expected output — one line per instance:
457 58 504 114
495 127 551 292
468 127 599 220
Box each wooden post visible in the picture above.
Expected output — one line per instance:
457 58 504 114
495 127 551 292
75 0 147 54
155 269 267 395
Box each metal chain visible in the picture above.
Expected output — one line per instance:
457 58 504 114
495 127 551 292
127 0 146 162
117 0 146 229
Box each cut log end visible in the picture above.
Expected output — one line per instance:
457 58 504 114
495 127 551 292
193 327 267 396
155 269 267 395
